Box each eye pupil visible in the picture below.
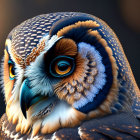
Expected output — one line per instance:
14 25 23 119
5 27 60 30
11 66 15 75
58 62 69 71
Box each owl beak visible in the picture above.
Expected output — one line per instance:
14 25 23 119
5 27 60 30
20 78 44 118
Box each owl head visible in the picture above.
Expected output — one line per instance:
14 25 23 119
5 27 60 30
2 12 139 136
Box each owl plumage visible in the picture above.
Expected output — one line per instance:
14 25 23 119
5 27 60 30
0 12 140 140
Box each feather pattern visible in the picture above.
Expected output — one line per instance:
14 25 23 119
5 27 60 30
1 112 140 139
0 12 139 139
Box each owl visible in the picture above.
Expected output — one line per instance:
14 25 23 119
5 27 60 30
0 12 140 140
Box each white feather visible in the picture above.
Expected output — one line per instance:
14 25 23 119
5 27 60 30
73 42 106 109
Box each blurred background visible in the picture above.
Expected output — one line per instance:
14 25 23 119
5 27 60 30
0 0 140 117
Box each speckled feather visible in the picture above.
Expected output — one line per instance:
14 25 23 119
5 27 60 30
0 112 140 140
9 12 79 65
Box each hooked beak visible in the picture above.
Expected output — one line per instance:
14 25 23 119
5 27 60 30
20 78 44 119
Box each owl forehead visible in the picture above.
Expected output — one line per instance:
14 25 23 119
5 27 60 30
7 12 81 65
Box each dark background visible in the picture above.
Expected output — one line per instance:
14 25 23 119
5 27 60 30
0 0 140 117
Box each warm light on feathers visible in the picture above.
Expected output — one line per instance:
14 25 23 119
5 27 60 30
0 12 139 139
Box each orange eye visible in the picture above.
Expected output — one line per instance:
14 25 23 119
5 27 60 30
8 61 15 80
55 60 71 75
50 56 75 78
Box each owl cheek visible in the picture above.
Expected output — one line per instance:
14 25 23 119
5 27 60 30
4 80 14 103
3 50 15 103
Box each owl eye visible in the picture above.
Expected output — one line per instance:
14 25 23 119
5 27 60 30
55 60 71 75
8 60 15 80
50 56 75 77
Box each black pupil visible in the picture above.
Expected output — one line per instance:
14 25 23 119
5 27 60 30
11 65 15 75
58 63 69 71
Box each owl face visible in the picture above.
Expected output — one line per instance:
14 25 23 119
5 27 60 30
2 12 136 136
